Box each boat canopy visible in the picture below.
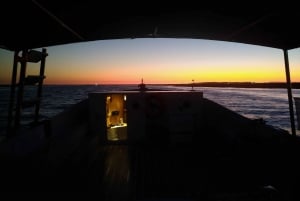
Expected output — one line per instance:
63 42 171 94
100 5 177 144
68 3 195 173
1 2 300 51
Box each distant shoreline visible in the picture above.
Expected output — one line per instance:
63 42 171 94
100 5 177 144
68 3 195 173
1 82 300 89
171 82 300 89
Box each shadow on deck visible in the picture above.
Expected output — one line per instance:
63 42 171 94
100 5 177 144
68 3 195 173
1 98 300 201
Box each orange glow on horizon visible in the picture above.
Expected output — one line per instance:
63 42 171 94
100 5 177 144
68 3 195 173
1 39 299 85
42 64 294 85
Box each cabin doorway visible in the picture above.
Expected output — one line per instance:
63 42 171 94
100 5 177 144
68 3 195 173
106 94 127 141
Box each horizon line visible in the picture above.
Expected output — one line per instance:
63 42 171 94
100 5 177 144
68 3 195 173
1 81 300 86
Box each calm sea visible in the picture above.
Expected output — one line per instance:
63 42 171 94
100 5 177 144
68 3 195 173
0 85 299 136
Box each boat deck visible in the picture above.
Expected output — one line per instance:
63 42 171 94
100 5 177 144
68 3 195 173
1 98 300 200
1 137 298 201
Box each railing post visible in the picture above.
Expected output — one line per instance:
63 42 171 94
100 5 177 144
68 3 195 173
7 50 20 136
283 49 296 136
34 48 47 123
15 49 28 128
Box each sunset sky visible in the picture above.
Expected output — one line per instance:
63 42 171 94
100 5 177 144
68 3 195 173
0 38 299 85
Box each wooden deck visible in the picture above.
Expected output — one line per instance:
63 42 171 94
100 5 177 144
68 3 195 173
1 132 300 201
1 98 300 200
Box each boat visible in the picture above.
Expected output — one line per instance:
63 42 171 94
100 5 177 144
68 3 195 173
1 3 300 201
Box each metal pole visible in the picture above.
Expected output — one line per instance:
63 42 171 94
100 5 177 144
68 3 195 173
31 0 84 40
7 51 19 136
15 49 28 128
283 49 296 136
34 48 47 123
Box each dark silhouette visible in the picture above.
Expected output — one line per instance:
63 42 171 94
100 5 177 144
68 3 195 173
138 78 148 91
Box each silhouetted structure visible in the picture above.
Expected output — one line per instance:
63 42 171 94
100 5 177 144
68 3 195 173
138 78 148 91
7 49 48 136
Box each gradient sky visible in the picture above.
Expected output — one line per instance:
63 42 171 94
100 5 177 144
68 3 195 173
0 38 299 85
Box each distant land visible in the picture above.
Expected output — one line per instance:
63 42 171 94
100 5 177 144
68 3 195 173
0 82 300 89
172 82 300 89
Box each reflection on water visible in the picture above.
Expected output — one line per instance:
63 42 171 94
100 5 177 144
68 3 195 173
163 86 300 135
0 85 299 135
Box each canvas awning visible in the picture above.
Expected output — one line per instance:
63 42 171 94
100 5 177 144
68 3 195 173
1 1 300 51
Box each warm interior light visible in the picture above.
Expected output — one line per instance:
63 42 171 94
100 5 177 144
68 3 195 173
106 94 128 141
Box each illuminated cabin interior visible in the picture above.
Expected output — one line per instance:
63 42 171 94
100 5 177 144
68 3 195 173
106 94 127 141
88 91 204 144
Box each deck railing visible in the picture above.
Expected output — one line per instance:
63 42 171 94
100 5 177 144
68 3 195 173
295 97 300 130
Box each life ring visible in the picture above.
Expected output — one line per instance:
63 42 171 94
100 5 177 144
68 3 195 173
145 95 165 118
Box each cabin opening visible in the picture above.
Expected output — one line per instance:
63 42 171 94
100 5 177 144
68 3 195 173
106 94 127 141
